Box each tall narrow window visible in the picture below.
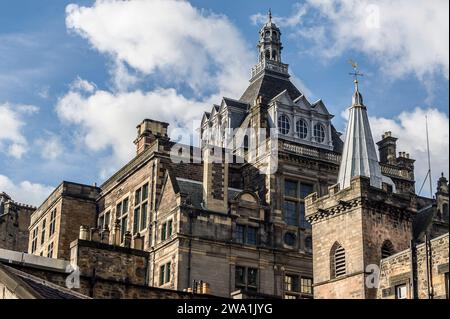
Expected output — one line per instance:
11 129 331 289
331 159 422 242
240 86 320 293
331 243 346 278
47 242 54 258
40 219 46 245
381 240 395 259
159 262 171 286
284 201 298 226
167 219 173 237
31 228 38 253
49 209 56 236
134 183 149 233
313 123 325 143
236 225 244 244
161 223 167 241
284 274 299 292
117 198 129 242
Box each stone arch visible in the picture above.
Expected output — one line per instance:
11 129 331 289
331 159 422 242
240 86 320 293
381 239 395 259
330 242 346 279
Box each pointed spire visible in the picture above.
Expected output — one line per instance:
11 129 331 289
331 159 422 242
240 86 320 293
337 63 382 190
268 9 272 23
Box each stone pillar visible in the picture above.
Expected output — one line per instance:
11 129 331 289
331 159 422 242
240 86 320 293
112 220 121 246
123 231 132 248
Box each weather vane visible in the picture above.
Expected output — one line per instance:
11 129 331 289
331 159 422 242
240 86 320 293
348 59 363 83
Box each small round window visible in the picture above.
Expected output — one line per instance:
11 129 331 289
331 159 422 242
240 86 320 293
284 232 296 246
296 119 308 139
278 114 290 135
314 123 325 143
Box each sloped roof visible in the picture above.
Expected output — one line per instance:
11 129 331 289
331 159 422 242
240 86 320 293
176 178 242 210
0 264 90 299
412 205 436 241
240 74 302 105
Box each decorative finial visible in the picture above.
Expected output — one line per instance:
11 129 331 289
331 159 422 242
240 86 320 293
268 9 272 22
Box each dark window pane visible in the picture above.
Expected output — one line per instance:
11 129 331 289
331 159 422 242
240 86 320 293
116 203 122 217
247 227 258 245
161 223 167 241
142 184 149 201
235 266 245 287
284 201 298 226
300 203 311 228
248 268 258 288
122 198 129 214
141 203 148 230
236 225 245 244
300 183 314 199
135 189 141 205
133 208 140 234
168 220 173 237
159 265 165 285
285 180 298 197
105 212 110 228
165 262 171 283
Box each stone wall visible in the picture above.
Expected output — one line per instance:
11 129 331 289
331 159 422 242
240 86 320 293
378 233 449 299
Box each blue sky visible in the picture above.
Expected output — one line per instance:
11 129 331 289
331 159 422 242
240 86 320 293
0 0 448 205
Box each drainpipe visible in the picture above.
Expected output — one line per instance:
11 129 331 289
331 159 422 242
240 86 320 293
410 240 418 299
425 234 434 299
187 209 194 288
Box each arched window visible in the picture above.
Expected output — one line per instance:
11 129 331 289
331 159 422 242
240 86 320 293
296 119 308 139
381 240 395 259
272 50 278 61
265 31 270 38
272 31 278 39
314 123 325 143
278 114 290 135
330 242 346 278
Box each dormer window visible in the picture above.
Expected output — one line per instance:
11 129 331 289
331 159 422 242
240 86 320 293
296 119 308 139
313 123 325 143
278 114 290 135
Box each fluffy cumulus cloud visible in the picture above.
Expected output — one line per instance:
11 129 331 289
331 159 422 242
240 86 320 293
0 103 39 159
65 0 253 96
368 108 449 196
0 174 53 207
56 0 257 173
56 80 206 167
36 133 64 160
253 0 449 82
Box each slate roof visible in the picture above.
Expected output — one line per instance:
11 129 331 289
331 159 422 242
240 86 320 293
176 178 242 210
412 205 436 241
240 73 302 105
0 264 90 299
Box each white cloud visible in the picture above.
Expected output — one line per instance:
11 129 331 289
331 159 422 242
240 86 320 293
368 108 448 196
0 174 53 207
70 76 96 93
0 103 39 159
65 0 253 97
259 0 449 84
56 84 206 168
36 134 64 160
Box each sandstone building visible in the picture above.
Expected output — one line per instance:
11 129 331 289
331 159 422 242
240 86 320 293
1 13 447 299
305 74 449 299
0 192 35 253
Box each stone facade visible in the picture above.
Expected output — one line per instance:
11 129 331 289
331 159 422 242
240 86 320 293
28 182 100 260
378 233 449 299
0 192 35 252
305 176 417 299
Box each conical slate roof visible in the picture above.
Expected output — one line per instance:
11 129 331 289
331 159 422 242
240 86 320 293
337 81 382 190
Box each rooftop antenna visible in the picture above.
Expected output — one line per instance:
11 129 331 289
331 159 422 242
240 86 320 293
418 115 433 197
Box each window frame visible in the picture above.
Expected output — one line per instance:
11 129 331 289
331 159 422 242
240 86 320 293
49 209 57 236
283 179 314 229
313 123 326 143
278 114 291 135
395 283 408 299
295 119 308 139
40 219 46 245
235 266 258 291
133 183 149 234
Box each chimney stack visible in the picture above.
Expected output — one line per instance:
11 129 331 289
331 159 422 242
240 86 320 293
202 145 229 213
376 131 398 165
134 119 169 155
